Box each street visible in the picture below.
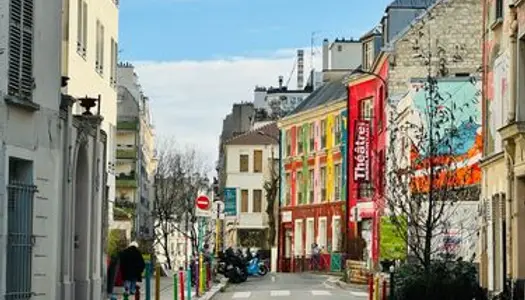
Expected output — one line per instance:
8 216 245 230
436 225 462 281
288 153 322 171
214 273 369 300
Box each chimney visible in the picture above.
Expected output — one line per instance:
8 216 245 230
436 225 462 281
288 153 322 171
278 76 283 89
297 49 304 90
322 39 329 71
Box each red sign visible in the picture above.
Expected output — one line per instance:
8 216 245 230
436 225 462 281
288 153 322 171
353 120 371 183
196 195 210 210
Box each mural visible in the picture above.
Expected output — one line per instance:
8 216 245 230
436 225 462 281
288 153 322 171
409 79 482 192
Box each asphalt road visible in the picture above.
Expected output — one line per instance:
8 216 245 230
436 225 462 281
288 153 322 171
214 273 369 300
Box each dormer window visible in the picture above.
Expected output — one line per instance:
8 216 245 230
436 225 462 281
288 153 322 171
363 42 372 70
337 45 343 52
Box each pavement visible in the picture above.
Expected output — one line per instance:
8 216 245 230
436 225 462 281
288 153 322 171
213 273 369 300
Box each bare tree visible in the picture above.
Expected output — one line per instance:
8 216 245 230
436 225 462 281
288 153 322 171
384 16 481 271
152 140 210 269
264 160 279 247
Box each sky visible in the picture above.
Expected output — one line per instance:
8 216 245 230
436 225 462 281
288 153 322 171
119 0 393 171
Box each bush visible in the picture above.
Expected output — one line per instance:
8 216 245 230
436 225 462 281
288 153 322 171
108 229 128 257
393 260 483 300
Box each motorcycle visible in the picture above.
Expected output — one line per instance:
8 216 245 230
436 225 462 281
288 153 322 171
244 249 268 276
216 248 248 284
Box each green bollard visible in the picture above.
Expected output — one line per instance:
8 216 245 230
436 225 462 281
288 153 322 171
186 268 192 300
174 272 178 300
145 262 152 300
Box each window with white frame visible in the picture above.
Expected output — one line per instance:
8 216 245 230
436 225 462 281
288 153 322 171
309 122 315 152
95 19 105 75
294 219 304 256
77 0 88 57
320 119 327 149
332 216 341 252
110 38 118 86
306 219 315 256
334 163 341 200
296 171 303 204
285 173 291 206
317 218 327 249
363 42 371 70
308 169 314 204
334 115 341 144
320 166 326 202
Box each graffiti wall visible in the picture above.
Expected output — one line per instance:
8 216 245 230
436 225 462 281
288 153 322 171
409 78 482 191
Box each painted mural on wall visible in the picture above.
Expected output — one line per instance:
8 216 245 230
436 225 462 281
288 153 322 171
409 79 482 192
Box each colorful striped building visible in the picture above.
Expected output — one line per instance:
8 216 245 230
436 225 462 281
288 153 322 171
277 80 348 272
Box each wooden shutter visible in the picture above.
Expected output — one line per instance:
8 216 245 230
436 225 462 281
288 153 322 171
253 190 262 212
8 0 34 101
241 190 248 212
240 155 248 172
253 150 262 173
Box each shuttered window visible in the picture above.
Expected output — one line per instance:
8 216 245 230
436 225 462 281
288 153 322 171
241 190 249 213
76 0 87 56
8 0 34 101
253 189 262 213
96 20 105 75
110 38 118 86
239 154 249 172
253 150 262 173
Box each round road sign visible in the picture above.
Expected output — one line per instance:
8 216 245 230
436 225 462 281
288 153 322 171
196 195 210 210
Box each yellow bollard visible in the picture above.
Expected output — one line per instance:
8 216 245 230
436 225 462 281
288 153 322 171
155 263 161 300
199 253 204 295
374 275 380 300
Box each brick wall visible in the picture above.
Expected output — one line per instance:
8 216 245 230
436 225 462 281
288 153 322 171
388 0 483 96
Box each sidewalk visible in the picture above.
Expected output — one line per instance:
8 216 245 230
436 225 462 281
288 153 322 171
141 276 226 300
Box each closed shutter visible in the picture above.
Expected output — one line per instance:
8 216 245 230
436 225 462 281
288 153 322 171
8 0 34 101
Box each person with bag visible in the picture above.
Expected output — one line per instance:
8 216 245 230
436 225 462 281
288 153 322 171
118 241 146 296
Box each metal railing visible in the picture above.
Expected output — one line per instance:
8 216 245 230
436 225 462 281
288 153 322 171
5 181 37 299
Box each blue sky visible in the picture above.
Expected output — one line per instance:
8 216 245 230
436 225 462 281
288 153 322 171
119 0 394 168
119 0 393 61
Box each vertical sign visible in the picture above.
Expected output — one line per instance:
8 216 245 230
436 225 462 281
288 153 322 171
223 188 237 216
353 120 371 183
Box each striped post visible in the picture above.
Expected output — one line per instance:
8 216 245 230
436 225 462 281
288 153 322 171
186 268 192 300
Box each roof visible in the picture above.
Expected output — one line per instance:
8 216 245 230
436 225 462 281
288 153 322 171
385 0 442 48
224 122 279 146
284 80 347 118
360 25 382 41
387 0 436 9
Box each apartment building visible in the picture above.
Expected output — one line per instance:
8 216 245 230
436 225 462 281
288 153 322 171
113 64 157 240
223 123 279 249
0 1 107 300
61 0 119 233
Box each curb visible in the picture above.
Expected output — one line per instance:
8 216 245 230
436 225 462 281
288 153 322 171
197 282 227 300
335 279 368 291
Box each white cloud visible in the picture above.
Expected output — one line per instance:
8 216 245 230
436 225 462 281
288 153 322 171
133 47 321 171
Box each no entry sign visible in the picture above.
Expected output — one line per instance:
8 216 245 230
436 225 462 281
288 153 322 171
196 195 210 210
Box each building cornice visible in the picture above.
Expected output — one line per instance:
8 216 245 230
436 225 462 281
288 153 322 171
278 100 346 129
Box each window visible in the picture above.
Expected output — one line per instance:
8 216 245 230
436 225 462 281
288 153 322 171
334 115 341 144
239 154 249 172
286 130 291 156
253 150 262 173
495 0 503 20
317 218 327 248
358 183 374 198
309 123 315 152
337 45 343 52
110 38 118 86
334 163 341 200
360 98 374 131
297 127 303 154
308 169 314 204
7 0 34 101
95 20 105 75
253 189 262 212
306 219 315 255
378 86 384 129
363 43 370 70
294 219 304 256
77 0 88 56
320 166 326 202
241 190 249 212
332 216 341 252
285 173 291 206
320 119 327 149
297 171 303 204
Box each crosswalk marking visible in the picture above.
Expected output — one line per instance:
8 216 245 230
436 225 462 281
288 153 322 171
270 290 291 296
232 291 252 298
350 291 369 297
311 290 332 296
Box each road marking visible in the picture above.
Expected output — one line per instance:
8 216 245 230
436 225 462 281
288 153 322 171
311 290 332 296
270 290 291 296
350 291 369 297
232 291 252 298
271 275 275 282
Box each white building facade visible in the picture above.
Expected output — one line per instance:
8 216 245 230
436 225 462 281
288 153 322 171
223 123 279 249
0 1 107 300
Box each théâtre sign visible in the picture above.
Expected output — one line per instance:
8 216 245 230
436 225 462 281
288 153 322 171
353 120 370 183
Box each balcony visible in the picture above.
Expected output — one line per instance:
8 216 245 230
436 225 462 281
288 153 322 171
116 172 137 188
117 148 137 159
113 198 136 221
117 119 138 131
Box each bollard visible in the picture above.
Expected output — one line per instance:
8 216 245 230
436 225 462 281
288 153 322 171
389 270 395 300
179 271 185 300
375 276 380 300
382 279 387 300
368 274 374 300
186 268 192 300
145 262 152 300
135 285 141 300
203 262 208 292
199 253 204 295
174 272 178 300
155 263 161 300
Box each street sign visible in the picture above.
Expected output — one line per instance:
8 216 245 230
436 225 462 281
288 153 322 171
212 201 225 220
196 195 210 210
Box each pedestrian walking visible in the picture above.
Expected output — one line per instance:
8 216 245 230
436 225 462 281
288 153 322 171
118 241 146 297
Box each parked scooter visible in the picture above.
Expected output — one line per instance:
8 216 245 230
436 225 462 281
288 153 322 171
244 248 268 276
216 248 248 284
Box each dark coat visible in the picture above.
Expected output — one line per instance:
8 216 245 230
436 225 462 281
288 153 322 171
119 246 146 281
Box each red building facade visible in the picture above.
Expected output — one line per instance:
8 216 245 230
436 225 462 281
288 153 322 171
347 53 388 265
